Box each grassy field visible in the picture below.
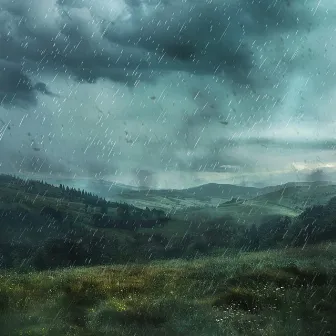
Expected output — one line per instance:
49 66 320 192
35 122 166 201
0 243 335 336
116 194 212 211
186 199 299 224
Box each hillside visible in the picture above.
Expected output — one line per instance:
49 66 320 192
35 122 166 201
0 175 336 335
0 174 336 271
183 199 298 226
36 177 270 210
36 176 336 213
0 244 335 335
254 182 336 210
0 175 170 269
116 183 265 210
141 199 299 239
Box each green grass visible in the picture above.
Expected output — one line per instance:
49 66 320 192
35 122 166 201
0 243 335 335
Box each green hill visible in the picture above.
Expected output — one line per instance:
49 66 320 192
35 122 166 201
140 199 299 238
1 175 336 334
0 244 335 336
254 182 336 210
1 174 336 272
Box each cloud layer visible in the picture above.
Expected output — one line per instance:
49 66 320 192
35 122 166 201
0 0 335 187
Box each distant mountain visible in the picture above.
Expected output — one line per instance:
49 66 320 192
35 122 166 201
24 178 267 210
255 181 336 210
33 177 261 200
1 173 336 275
183 183 261 199
13 174 336 211
259 180 335 194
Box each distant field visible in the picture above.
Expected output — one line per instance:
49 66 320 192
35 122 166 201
254 184 336 210
113 182 336 214
140 199 300 238
176 199 299 223
115 194 213 211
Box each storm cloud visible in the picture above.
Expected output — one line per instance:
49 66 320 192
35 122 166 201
0 0 335 188
306 168 330 182
0 0 316 86
0 61 37 107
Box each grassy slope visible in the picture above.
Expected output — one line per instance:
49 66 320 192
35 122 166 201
190 199 299 224
116 194 212 211
0 179 147 243
0 244 335 336
0 188 136 272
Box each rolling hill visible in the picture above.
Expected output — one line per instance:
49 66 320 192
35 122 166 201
33 177 272 210
34 176 336 213
1 244 335 336
139 198 300 238
1 174 336 272
254 181 336 210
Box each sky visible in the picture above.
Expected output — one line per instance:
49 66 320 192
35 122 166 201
0 0 336 189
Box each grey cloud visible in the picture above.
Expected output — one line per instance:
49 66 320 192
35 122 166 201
34 82 54 96
236 138 336 151
0 149 68 175
0 0 315 88
133 169 156 188
187 136 336 152
0 60 55 107
186 88 223 125
173 138 250 173
84 160 117 178
103 0 312 84
306 169 330 182
0 0 335 187
0 61 37 107
21 155 66 174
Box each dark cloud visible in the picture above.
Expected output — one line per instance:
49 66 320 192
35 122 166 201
0 61 37 107
0 0 335 187
108 0 311 81
34 82 54 96
0 149 68 175
0 0 314 88
306 169 330 182
84 160 117 178
0 60 55 107
133 169 156 188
